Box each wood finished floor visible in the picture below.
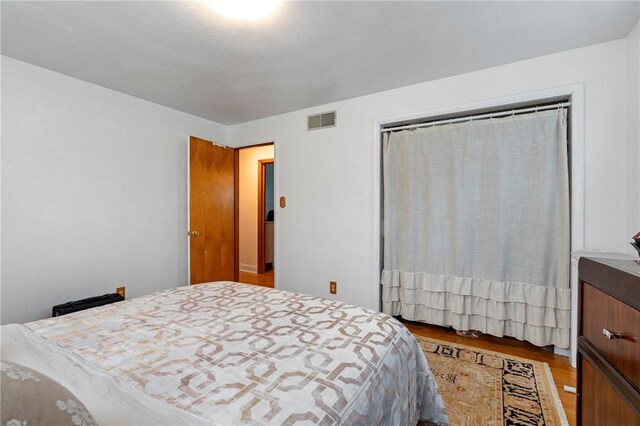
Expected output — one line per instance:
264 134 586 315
405 321 577 426
238 270 274 288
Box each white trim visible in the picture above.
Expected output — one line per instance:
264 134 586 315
372 121 383 312
234 138 279 150
372 84 585 364
566 84 585 368
271 138 279 290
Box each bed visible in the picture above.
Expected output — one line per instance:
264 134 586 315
1 281 447 425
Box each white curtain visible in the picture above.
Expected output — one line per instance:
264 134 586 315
381 109 570 348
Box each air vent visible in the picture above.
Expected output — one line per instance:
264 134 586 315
307 111 336 131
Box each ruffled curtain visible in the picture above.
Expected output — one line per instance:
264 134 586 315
381 109 570 348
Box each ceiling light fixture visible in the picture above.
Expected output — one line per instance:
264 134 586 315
205 0 280 21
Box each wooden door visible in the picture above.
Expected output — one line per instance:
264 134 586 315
189 136 236 284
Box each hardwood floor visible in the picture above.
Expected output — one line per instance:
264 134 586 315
405 321 577 426
238 269 274 288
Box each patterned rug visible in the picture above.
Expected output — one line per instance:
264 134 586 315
417 337 569 426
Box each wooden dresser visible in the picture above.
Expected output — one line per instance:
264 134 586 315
578 257 640 425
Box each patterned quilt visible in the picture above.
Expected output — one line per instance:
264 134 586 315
27 282 447 425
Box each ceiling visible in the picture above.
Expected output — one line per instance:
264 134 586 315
2 1 638 125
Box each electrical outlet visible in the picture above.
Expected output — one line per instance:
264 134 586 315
116 286 126 299
329 281 337 295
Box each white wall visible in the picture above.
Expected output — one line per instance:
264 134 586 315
238 144 274 272
3 34 637 324
628 21 640 243
230 39 633 311
1 57 228 324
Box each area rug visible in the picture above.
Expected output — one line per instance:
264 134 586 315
417 336 569 426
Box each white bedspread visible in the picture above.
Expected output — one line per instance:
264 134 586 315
1 323 208 425
4 282 448 425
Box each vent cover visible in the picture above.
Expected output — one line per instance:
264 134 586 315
307 111 336 130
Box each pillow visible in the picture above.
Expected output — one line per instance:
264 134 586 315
1 360 97 426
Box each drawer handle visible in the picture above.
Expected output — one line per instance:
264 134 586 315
602 328 623 339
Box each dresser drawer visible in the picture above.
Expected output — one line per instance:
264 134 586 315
581 358 640 426
582 282 640 390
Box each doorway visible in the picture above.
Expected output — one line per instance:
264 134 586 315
188 136 275 287
237 144 275 287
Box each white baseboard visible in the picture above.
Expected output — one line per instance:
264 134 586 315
554 346 571 358
239 264 257 273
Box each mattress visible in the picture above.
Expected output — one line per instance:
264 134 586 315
2 282 447 425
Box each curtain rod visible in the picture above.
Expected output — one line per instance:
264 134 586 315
381 101 571 133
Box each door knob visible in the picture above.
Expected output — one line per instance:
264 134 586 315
190 230 200 237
